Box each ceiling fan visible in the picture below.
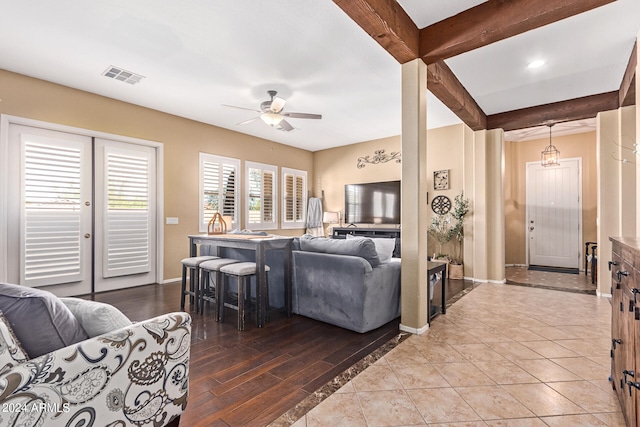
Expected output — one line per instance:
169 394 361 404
223 90 322 131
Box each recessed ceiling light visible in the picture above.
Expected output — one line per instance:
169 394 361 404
528 60 546 69
102 66 145 85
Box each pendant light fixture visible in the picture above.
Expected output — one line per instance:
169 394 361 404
541 123 560 167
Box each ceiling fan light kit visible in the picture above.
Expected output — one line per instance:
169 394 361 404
223 90 321 132
260 112 283 126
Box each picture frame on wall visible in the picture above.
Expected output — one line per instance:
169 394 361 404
433 169 449 190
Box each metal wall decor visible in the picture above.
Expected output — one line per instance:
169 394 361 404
431 195 451 215
357 149 401 169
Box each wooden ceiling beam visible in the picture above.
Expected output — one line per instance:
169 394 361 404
332 0 420 64
487 92 619 131
619 42 637 107
427 61 487 131
420 0 617 64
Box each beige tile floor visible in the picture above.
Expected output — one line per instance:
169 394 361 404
292 283 625 426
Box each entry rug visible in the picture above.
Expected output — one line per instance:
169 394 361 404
528 265 579 274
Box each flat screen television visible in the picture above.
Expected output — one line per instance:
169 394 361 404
344 180 401 225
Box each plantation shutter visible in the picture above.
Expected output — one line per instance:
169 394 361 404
200 154 239 232
245 162 277 230
103 146 152 278
282 168 307 229
20 136 89 287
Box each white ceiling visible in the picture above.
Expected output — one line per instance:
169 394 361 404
0 0 638 150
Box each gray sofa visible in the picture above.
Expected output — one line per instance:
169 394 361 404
200 233 401 333
292 250 401 333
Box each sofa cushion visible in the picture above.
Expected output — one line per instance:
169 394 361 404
0 310 28 371
0 283 89 358
299 235 380 267
229 229 268 236
346 235 396 264
60 297 132 338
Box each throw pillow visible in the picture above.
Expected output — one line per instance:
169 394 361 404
60 297 132 338
346 235 396 264
0 283 89 358
299 234 381 267
0 310 28 370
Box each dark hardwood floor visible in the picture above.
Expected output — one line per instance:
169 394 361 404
87 282 398 426
86 277 474 426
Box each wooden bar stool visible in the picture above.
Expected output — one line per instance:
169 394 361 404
218 262 270 331
180 256 218 313
198 258 241 317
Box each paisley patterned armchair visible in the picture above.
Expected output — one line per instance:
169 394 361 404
0 312 191 427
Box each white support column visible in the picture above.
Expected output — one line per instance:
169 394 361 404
399 59 429 334
597 109 621 296
466 129 505 283
486 129 506 283
472 130 489 282
637 31 640 237
620 106 636 236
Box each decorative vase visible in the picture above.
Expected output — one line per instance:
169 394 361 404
449 263 463 279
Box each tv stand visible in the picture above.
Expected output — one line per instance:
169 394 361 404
332 227 401 257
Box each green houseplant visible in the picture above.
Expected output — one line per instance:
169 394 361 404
449 192 470 265
428 213 455 259
427 192 470 279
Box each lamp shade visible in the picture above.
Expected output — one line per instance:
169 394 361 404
541 145 560 166
541 124 560 167
323 211 339 224
260 112 283 126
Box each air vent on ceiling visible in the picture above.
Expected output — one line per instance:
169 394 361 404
102 66 145 85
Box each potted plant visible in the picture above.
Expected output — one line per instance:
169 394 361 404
428 213 455 260
427 192 470 279
448 192 470 279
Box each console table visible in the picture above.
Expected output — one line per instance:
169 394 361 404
428 260 447 320
332 227 401 257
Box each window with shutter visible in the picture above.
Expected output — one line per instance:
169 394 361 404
199 153 240 233
281 167 307 229
103 147 151 278
245 161 277 230
21 138 88 287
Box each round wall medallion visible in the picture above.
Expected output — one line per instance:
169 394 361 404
431 195 451 214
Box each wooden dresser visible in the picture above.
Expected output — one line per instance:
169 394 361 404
610 237 640 426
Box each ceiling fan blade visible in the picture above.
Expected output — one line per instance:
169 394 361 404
270 96 286 113
222 104 261 113
237 117 260 125
282 112 322 119
278 119 294 131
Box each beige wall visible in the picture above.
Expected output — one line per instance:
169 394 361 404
314 124 467 255
0 70 314 281
504 131 598 266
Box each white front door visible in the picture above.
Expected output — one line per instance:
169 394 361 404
4 123 158 296
526 158 582 269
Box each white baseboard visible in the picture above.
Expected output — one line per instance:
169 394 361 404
596 290 612 298
400 322 430 335
488 279 507 284
163 277 181 284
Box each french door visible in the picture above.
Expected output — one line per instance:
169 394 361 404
3 122 158 296
526 158 582 269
